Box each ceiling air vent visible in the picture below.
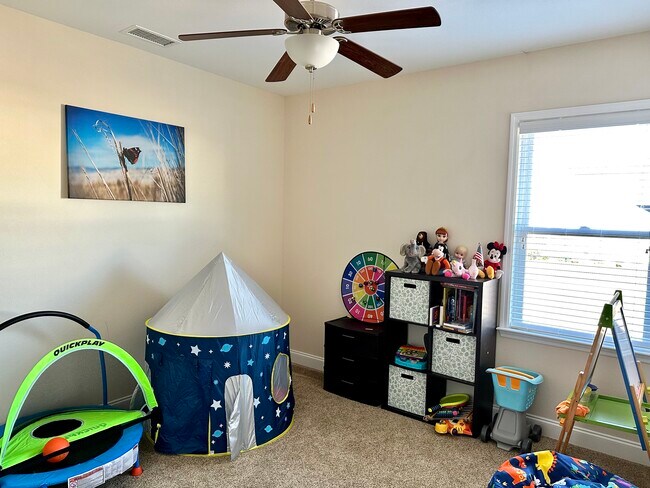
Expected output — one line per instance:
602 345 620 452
122 25 176 47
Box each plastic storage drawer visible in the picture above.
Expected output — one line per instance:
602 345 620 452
387 365 427 415
388 277 430 325
429 329 477 382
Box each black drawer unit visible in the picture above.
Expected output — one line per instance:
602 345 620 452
323 317 405 406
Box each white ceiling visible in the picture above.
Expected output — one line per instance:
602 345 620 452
3 0 650 96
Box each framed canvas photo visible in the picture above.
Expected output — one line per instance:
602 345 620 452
65 105 185 202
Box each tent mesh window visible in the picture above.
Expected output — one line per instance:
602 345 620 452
271 353 291 403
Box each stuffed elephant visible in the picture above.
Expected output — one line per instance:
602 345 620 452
400 239 426 273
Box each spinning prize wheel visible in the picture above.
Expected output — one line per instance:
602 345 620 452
341 252 398 323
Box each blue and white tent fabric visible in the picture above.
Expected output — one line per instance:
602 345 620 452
145 253 294 460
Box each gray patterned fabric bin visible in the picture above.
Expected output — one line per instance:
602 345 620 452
430 329 476 382
387 365 427 415
388 277 430 325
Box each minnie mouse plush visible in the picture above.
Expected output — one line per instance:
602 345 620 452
484 241 507 279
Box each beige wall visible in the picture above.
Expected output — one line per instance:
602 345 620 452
282 32 650 458
0 6 284 419
2 2 650 462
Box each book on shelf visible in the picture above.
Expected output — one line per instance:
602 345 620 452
429 305 441 326
440 286 477 332
441 322 473 334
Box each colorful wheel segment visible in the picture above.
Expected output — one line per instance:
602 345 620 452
341 251 398 323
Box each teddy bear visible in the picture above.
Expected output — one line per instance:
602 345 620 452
483 241 508 279
400 240 426 273
425 248 450 275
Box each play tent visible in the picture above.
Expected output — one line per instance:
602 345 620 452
145 253 294 459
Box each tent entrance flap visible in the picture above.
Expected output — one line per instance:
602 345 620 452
224 375 257 460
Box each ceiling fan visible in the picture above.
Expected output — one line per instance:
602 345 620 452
179 0 442 82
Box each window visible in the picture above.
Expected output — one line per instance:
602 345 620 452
503 100 650 354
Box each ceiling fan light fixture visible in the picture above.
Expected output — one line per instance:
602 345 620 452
285 32 339 70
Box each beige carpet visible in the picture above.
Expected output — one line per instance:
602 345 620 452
107 367 649 488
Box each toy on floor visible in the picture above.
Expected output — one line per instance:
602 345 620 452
425 393 470 417
432 415 473 436
489 450 637 488
480 366 543 454
425 394 473 435
0 311 160 488
147 253 295 460
556 291 650 461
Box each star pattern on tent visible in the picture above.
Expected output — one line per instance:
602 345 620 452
253 397 260 408
249 344 253 349
268 395 272 401
209 350 213 354
284 332 287 339
247 359 254 366
211 400 222 410
151 353 154 359
146 335 151 344
176 343 180 347
191 345 201 356
276 407 281 417
224 361 231 369
265 353 270 360
287 402 291 409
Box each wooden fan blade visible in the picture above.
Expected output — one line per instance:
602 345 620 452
266 52 297 82
273 0 312 20
335 37 402 78
335 6 441 34
179 29 287 41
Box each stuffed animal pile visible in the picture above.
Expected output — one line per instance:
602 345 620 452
400 231 508 280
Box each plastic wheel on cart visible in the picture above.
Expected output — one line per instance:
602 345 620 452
520 437 533 454
480 424 491 443
530 424 542 442
340 251 398 323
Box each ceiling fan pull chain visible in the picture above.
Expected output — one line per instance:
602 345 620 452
308 67 316 125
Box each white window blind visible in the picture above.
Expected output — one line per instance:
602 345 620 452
506 103 650 354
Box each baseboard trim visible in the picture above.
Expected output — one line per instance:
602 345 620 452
291 349 324 372
290 349 649 465
524 412 648 466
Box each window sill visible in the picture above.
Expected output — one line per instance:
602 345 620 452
497 327 650 364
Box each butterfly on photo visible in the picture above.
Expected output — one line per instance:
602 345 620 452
123 146 141 164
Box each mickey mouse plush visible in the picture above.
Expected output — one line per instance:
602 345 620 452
484 241 507 279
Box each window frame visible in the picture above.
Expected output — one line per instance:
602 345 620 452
500 98 650 359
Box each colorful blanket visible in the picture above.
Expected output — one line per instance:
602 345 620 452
489 450 636 488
